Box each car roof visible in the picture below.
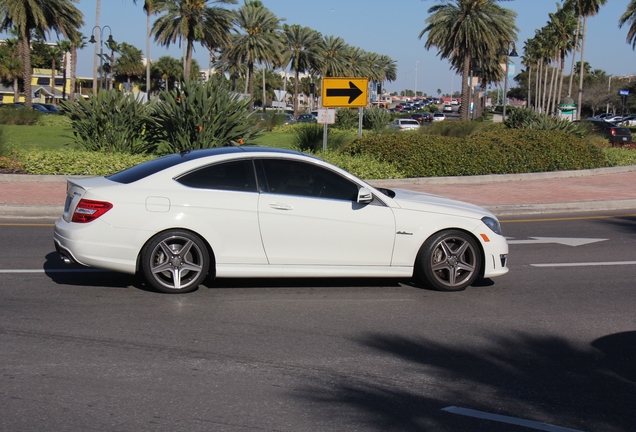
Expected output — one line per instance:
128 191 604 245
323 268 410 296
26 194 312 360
107 146 305 184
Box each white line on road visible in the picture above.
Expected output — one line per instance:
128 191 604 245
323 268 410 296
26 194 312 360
442 406 584 432
532 261 636 268
0 269 107 274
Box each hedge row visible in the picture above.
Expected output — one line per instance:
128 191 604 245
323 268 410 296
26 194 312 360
344 129 610 178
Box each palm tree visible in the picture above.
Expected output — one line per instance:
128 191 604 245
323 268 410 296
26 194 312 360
229 0 283 111
0 37 22 102
281 24 323 116
619 0 636 49
568 0 607 119
418 0 517 120
319 35 349 78
151 0 235 82
114 42 145 91
0 0 84 106
68 30 86 100
132 0 155 98
57 39 72 100
152 55 182 91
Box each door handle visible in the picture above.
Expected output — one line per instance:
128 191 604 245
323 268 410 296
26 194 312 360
269 202 293 211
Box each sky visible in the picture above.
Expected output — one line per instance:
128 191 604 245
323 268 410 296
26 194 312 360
11 0 636 95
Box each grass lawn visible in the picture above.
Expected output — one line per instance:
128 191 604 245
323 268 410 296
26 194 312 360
2 125 75 151
1 124 295 151
250 130 295 148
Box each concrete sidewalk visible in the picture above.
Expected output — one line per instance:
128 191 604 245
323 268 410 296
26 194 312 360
1 166 636 219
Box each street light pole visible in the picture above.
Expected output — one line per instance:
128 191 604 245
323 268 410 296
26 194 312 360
415 61 419 97
498 42 518 120
89 25 114 94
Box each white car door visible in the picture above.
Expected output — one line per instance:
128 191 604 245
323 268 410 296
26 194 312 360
257 159 396 266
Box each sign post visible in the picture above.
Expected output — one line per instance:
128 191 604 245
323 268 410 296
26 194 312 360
317 109 336 151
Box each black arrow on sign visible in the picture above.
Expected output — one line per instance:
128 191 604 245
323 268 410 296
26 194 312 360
326 81 363 104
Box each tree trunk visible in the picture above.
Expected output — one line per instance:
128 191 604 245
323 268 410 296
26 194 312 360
293 71 300 117
71 45 77 101
184 39 193 81
146 11 151 99
460 55 470 121
527 65 532 110
567 16 581 98
577 17 587 121
21 35 33 107
262 65 266 113
247 62 254 111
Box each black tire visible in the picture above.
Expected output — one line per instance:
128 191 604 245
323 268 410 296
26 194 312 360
416 230 481 292
140 230 209 294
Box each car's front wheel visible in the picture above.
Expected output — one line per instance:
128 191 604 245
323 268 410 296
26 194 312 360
416 230 481 292
141 230 209 294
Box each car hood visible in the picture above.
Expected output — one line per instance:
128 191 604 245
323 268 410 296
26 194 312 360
388 187 495 219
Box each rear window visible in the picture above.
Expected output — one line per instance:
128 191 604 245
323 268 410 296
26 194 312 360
401 120 419 125
106 148 244 184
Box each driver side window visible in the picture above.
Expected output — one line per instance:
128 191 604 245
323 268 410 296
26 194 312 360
260 159 358 201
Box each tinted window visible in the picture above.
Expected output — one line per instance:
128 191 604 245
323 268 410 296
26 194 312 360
177 160 257 192
260 159 358 201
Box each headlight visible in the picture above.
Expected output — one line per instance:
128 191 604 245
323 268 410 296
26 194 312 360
481 216 502 235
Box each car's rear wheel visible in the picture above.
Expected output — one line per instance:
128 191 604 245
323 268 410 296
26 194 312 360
416 230 481 292
141 230 209 294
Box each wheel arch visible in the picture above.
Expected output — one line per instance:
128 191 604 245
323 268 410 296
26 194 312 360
414 227 486 278
135 227 217 278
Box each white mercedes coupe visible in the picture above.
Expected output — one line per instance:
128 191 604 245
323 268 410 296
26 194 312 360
54 147 508 294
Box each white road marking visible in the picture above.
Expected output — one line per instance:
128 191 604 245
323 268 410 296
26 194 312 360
0 269 107 274
507 237 607 247
532 261 636 268
442 406 584 432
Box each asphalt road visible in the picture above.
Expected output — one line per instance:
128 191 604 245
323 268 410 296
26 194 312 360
1 212 635 432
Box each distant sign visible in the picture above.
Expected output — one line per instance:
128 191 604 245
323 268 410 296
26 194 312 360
317 109 336 124
321 77 368 108
619 89 630 96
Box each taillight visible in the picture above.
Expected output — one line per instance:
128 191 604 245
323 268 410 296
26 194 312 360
611 128 617 136
72 199 113 223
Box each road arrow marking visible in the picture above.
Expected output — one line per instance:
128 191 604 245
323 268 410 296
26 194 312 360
326 81 363 104
507 237 607 247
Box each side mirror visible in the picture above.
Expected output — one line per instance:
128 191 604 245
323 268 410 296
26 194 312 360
357 187 373 204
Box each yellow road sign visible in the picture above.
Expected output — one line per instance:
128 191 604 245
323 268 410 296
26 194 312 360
321 77 369 108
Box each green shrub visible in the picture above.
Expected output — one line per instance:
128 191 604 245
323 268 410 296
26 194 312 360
147 78 261 154
0 107 41 125
363 106 391 131
604 147 636 166
60 91 153 154
17 149 152 175
292 123 356 152
504 108 587 136
344 129 610 178
334 108 358 130
315 150 406 179
35 114 71 127
421 120 495 138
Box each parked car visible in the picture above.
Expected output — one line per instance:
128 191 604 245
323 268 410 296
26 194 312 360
433 112 446 122
32 103 53 114
603 114 625 123
618 115 636 127
296 113 317 123
282 113 296 125
54 147 509 294
582 119 632 144
410 112 432 123
443 104 453 112
389 118 421 131
41 103 62 114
